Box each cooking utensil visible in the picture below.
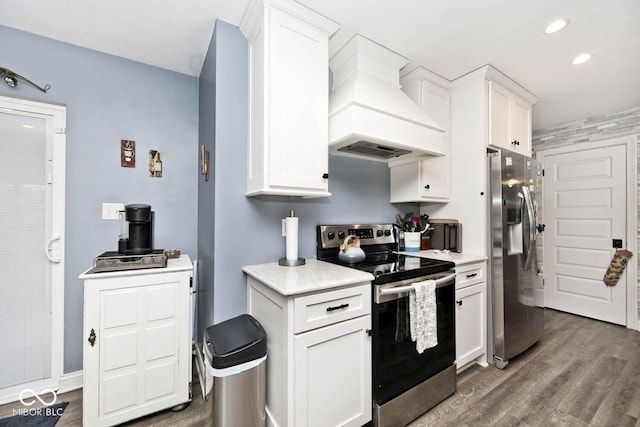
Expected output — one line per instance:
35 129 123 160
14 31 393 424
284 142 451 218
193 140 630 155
338 235 366 263
411 216 420 231
396 213 404 228
419 214 429 231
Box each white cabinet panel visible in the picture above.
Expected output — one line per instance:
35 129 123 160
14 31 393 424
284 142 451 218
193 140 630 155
102 371 136 415
294 315 372 427
241 0 338 198
145 324 176 361
103 331 137 371
293 283 370 333
455 282 486 370
488 80 532 156
248 277 372 427
454 260 487 371
391 67 450 203
81 256 192 427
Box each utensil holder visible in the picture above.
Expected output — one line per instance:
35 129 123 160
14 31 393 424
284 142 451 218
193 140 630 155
404 232 421 252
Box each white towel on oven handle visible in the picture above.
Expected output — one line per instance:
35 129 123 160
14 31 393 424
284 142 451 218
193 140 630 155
409 279 438 354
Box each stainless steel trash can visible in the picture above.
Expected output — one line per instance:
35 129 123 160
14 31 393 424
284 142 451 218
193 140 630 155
204 314 267 427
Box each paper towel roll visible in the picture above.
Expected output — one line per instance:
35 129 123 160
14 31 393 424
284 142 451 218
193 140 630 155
285 216 298 261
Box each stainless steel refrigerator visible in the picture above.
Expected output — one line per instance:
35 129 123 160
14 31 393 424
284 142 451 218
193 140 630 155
489 148 544 369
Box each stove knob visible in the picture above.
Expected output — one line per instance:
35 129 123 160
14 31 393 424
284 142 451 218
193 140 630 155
384 229 391 236
327 231 335 240
376 229 383 237
338 231 346 240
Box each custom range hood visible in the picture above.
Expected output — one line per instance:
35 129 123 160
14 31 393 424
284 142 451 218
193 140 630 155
329 35 445 162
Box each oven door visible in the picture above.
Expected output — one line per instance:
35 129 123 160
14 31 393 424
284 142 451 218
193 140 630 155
372 272 456 405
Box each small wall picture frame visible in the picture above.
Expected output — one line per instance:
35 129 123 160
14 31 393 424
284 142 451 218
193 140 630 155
121 140 135 167
200 144 209 181
149 150 163 178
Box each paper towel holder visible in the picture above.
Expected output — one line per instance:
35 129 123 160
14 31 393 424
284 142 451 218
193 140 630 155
278 257 306 266
279 208 306 267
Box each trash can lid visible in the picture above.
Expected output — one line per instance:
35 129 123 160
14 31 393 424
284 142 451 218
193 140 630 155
204 314 267 369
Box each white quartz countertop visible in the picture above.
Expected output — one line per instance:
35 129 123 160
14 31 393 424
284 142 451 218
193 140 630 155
243 259 374 296
396 250 487 266
79 254 192 279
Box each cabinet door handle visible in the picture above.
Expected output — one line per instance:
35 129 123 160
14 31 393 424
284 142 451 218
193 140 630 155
456 300 463 306
326 303 349 312
365 329 373 337
88 328 96 347
424 184 430 189
466 273 478 278
322 173 329 179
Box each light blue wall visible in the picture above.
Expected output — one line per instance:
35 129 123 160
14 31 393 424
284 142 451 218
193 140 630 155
1 25 199 373
198 21 415 328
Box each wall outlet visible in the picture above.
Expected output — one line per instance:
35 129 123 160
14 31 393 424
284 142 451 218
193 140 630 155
102 203 125 220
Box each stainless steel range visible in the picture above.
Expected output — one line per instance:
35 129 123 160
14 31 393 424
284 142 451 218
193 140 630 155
317 224 457 427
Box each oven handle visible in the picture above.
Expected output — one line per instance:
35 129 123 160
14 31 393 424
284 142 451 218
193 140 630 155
378 273 456 296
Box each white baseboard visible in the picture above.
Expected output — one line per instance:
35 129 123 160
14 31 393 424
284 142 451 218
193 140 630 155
58 370 83 394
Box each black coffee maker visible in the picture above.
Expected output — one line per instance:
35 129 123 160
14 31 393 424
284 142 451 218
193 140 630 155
118 204 154 255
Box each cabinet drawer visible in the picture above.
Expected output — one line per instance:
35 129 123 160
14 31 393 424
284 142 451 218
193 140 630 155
294 284 371 334
455 262 485 289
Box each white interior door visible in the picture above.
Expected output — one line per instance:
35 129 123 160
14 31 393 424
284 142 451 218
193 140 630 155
0 96 65 403
543 143 627 325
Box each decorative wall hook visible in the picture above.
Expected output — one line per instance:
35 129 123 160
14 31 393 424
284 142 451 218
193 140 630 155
1 66 51 93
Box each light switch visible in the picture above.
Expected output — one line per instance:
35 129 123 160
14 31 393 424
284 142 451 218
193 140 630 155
102 203 124 220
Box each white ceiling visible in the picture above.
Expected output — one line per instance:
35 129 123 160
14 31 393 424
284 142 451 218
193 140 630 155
1 0 639 131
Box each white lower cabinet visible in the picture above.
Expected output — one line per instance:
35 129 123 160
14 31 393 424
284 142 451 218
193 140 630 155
294 316 372 427
248 278 372 427
454 261 487 371
80 256 192 427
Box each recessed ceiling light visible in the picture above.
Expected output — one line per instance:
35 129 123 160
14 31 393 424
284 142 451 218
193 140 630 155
572 53 592 65
545 19 568 34
21 124 35 129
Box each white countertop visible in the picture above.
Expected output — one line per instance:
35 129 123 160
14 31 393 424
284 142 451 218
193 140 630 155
396 250 487 266
79 254 193 279
243 259 374 296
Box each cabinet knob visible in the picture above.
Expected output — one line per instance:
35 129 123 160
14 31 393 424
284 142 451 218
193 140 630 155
424 184 430 190
322 173 329 179
456 300 463 306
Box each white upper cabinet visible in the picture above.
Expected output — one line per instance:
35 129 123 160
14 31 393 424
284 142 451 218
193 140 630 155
488 79 535 156
390 67 451 202
240 0 339 198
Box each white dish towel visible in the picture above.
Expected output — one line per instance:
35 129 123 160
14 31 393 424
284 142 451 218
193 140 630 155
409 279 438 354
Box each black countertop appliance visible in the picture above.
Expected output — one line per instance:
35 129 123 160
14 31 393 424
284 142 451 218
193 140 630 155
118 204 154 255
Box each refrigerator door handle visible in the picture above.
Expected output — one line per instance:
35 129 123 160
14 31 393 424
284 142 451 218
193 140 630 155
522 186 536 271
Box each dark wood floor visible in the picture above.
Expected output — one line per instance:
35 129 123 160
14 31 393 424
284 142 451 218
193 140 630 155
410 308 640 427
1 309 639 426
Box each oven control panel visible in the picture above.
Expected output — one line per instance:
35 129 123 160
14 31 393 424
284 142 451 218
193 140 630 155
318 224 396 249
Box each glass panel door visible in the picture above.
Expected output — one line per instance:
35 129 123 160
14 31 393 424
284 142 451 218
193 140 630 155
0 96 65 401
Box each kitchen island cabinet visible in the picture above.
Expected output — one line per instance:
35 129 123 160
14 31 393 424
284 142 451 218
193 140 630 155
239 0 339 198
244 259 373 427
79 255 193 427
